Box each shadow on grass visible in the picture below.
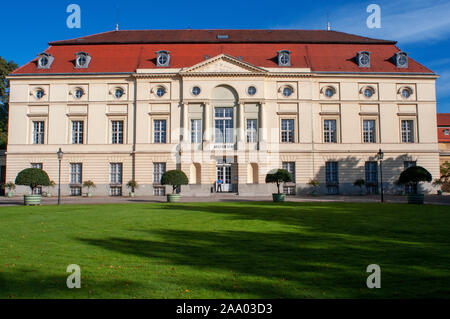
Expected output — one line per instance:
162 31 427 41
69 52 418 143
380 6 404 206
77 225 450 298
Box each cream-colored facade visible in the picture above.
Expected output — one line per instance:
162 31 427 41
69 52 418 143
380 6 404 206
6 53 440 196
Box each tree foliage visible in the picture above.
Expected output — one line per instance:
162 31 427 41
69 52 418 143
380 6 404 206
15 168 51 194
397 166 432 194
161 170 189 194
433 161 450 192
0 56 18 149
265 169 293 194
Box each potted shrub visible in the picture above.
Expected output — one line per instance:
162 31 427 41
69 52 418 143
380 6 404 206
126 180 138 197
45 180 56 197
397 166 432 204
82 180 96 197
3 182 16 198
265 169 292 202
354 179 366 195
161 170 188 203
307 179 320 196
15 168 51 206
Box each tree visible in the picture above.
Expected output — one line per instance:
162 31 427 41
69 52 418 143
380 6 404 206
15 168 51 194
82 180 96 193
126 180 138 193
433 161 450 193
265 169 293 194
161 170 188 194
397 166 432 194
0 56 18 149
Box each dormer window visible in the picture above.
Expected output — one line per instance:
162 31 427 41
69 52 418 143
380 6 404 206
357 51 371 68
75 52 91 68
37 53 54 69
277 50 291 66
156 50 170 67
395 52 408 68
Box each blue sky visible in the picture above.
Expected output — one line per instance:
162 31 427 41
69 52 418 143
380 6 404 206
1 0 449 112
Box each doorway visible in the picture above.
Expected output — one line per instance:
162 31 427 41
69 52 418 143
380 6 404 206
216 163 232 192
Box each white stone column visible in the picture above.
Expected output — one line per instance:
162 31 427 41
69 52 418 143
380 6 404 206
203 102 211 142
183 102 189 142
259 102 266 142
239 101 245 143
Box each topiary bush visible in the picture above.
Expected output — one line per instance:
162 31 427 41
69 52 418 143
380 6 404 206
397 166 432 194
265 169 293 194
161 170 188 194
15 168 51 194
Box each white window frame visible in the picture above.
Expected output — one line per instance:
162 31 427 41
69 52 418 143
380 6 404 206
190 119 202 143
110 163 123 184
111 120 124 144
281 119 295 143
362 119 377 143
282 161 296 183
153 119 167 144
153 162 166 184
32 120 45 144
323 119 338 143
246 119 258 143
71 120 84 144
401 119 415 143
70 163 83 185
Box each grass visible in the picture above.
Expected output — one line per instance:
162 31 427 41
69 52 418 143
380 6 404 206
0 202 449 299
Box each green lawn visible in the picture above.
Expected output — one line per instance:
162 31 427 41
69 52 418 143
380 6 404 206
0 202 449 299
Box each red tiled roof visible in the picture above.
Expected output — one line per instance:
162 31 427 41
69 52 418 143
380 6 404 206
11 30 434 75
437 114 450 143
49 29 397 45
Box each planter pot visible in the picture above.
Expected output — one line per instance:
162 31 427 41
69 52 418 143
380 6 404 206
24 195 42 206
87 193 92 197
437 190 443 196
272 193 286 202
408 194 424 205
129 192 135 198
46 193 52 198
167 194 180 203
6 192 13 198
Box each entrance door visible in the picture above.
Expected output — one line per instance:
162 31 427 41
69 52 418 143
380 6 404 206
216 164 232 192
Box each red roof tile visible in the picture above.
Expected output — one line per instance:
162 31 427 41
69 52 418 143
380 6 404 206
10 30 434 75
49 29 397 45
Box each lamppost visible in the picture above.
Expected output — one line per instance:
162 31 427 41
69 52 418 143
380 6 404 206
377 148 384 203
57 148 64 205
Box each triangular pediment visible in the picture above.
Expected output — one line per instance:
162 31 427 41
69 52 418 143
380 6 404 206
181 54 267 74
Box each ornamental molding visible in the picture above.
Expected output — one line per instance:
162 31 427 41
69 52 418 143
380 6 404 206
180 54 268 75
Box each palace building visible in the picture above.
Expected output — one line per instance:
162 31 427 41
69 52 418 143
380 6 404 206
6 29 440 196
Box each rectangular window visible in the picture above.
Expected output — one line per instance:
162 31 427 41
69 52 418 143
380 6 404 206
323 120 337 143
214 107 234 143
246 119 258 143
72 121 84 144
401 120 414 143
325 161 339 194
33 121 45 144
190 119 202 143
283 186 296 195
31 163 43 194
109 186 122 196
153 162 166 184
153 187 166 196
282 162 296 183
363 120 376 143
111 120 124 144
70 187 82 196
31 163 43 169
281 119 294 143
154 120 167 143
110 163 123 184
70 163 82 184
365 161 378 194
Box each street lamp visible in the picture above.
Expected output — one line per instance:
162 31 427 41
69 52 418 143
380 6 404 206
57 148 64 205
377 148 384 203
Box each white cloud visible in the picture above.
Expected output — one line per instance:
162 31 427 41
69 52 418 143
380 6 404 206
274 0 450 45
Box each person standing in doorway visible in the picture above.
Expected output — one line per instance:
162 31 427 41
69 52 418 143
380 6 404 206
217 178 223 192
